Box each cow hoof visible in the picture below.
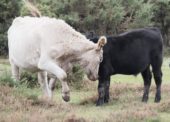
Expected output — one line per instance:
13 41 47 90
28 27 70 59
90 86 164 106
104 98 109 103
154 96 161 103
142 98 148 103
142 95 148 103
62 96 70 102
96 99 104 106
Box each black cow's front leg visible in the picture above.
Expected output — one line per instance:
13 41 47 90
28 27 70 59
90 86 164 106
104 78 110 103
141 67 152 102
96 79 106 106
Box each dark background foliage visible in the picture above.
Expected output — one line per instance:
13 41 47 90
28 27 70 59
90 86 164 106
0 0 170 55
0 0 21 56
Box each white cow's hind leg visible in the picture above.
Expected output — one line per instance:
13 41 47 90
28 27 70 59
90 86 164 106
11 62 20 81
38 58 70 102
38 71 52 100
49 78 56 91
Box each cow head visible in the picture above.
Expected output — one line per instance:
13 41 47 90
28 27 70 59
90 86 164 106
80 36 107 81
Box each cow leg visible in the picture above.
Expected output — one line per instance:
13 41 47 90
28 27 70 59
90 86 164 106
151 54 163 102
141 67 152 102
49 78 57 91
104 77 110 103
38 71 52 100
11 62 20 81
38 58 70 102
153 70 162 102
38 57 67 81
60 79 70 102
96 78 106 106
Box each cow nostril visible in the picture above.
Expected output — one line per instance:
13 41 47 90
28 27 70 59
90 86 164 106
62 96 70 102
91 75 97 81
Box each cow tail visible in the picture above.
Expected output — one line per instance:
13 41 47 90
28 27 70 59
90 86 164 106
23 0 41 17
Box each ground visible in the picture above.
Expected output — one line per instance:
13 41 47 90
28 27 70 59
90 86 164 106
0 58 170 122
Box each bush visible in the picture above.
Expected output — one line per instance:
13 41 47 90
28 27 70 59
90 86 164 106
0 70 38 88
67 65 85 89
0 67 85 90
0 0 21 56
129 2 153 28
19 66 85 90
20 72 39 88
0 33 8 56
1 0 170 57
164 47 170 56
0 70 19 87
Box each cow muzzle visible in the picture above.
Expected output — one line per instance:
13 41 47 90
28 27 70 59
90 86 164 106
88 74 98 81
62 91 70 102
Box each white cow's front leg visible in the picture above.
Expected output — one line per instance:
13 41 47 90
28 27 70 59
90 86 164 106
38 71 52 100
38 58 70 102
60 79 70 102
10 62 20 81
49 78 70 102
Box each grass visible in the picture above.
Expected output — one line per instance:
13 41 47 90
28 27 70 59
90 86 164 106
0 58 170 122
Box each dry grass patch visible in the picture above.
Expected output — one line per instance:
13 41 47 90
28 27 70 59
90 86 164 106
78 83 170 121
64 113 87 122
1 82 170 122
0 85 96 122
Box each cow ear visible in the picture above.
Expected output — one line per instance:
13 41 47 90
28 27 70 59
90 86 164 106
96 36 107 51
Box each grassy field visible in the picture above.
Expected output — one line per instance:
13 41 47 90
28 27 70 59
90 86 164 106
0 58 170 122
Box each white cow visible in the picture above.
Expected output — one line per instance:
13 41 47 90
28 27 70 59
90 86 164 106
8 16 107 102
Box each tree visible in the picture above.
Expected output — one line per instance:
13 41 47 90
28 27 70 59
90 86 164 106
129 1 153 28
152 0 170 46
0 0 21 56
1 0 170 56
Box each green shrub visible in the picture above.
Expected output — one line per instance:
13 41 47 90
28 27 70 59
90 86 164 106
0 0 21 56
20 65 85 90
0 68 84 90
0 70 19 87
0 70 38 88
67 65 85 90
20 72 39 88
0 33 8 56
164 47 170 56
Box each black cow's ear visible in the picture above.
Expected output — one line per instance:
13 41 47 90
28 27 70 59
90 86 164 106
96 36 107 51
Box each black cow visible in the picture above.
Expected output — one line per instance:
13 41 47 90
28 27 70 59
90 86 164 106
89 27 163 106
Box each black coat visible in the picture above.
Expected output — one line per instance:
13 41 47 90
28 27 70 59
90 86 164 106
89 27 163 106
